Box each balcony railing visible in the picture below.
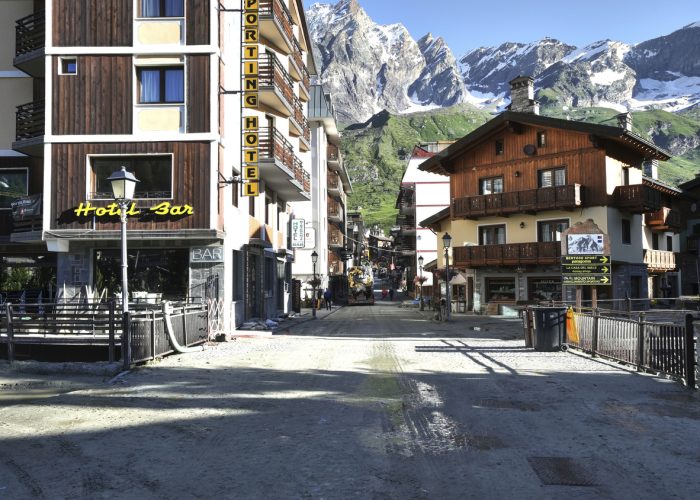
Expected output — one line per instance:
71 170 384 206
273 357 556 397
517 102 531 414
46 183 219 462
289 93 310 148
329 229 344 248
260 0 294 54
328 201 342 221
453 242 561 268
328 172 342 194
645 207 681 232
644 249 676 271
259 52 294 116
453 184 582 219
15 100 44 141
289 36 305 82
299 64 310 101
613 184 662 213
15 11 45 57
259 127 295 172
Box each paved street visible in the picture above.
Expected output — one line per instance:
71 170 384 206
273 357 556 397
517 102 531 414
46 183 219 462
1 300 700 499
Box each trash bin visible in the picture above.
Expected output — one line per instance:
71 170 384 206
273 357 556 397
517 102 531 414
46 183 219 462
532 307 567 352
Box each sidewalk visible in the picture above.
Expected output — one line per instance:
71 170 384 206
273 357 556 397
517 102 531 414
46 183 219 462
231 304 340 337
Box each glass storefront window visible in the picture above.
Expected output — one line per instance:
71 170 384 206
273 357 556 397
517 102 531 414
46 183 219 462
528 277 562 302
485 278 515 302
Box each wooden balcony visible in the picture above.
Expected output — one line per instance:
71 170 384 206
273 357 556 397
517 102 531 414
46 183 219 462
645 207 681 232
259 0 294 55
453 242 561 268
329 228 344 249
328 200 343 223
327 144 340 166
644 249 676 272
14 11 45 77
13 100 45 157
259 53 294 118
288 93 310 151
453 184 582 219
612 184 662 213
328 172 342 197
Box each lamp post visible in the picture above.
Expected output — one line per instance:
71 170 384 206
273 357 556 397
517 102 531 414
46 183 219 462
443 232 452 321
418 254 424 311
108 167 139 368
311 250 318 318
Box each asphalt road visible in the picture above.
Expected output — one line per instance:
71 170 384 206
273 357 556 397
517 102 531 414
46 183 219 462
1 300 699 499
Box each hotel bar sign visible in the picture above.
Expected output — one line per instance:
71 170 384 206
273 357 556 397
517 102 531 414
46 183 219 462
242 0 259 197
291 219 305 248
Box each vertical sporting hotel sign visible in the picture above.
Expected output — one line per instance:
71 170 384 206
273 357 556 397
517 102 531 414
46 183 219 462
242 0 260 197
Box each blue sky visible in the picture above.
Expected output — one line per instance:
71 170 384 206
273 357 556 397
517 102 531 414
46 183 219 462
304 0 700 54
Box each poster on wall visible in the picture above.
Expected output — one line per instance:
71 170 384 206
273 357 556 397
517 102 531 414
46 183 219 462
567 234 604 255
291 219 305 248
304 223 316 249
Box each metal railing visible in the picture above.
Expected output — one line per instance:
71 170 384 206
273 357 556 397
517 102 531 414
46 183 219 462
259 0 294 47
15 100 45 141
563 308 696 388
15 10 45 57
259 52 295 110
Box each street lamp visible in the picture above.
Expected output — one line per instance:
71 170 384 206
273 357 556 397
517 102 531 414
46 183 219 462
418 254 424 311
108 167 139 369
311 250 318 318
442 232 452 321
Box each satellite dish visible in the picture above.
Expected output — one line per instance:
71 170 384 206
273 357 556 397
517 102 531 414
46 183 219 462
523 144 537 156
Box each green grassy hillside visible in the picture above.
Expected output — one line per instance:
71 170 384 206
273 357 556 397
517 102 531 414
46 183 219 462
341 103 700 231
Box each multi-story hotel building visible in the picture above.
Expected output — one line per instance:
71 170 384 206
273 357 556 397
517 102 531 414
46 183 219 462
420 77 679 314
1 0 316 332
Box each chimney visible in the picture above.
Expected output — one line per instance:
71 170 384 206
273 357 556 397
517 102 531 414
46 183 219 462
508 75 539 115
617 112 633 132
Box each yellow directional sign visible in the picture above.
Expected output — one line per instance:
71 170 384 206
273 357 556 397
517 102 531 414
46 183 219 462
562 275 611 285
243 165 259 181
562 255 610 265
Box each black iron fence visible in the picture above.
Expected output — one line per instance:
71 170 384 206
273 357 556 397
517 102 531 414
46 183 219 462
1 301 208 366
569 309 696 388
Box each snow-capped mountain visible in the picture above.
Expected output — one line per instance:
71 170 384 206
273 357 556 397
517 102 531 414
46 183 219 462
307 1 700 123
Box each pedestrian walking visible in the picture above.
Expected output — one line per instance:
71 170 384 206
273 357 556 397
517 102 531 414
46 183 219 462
323 288 332 310
389 288 395 301
381 288 388 300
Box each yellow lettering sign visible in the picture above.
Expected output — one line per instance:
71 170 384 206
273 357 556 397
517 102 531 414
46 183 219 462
245 0 259 10
243 149 259 163
244 28 258 43
243 45 258 60
243 166 259 180
243 182 259 197
244 77 258 92
244 61 258 76
150 202 194 216
244 12 258 26
243 93 258 108
243 116 258 130
243 132 259 147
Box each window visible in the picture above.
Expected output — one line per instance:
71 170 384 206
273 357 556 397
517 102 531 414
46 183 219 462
59 57 77 75
0 169 29 209
495 139 504 155
249 195 255 217
232 182 239 208
666 235 673 251
232 250 243 301
528 278 561 302
652 233 659 250
538 167 566 188
138 67 184 104
486 278 516 302
480 176 503 195
479 225 506 245
537 131 546 148
622 219 631 245
538 219 569 242
91 156 172 200
140 0 184 17
622 168 630 186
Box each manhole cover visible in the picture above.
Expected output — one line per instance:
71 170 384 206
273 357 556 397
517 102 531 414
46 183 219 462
527 457 597 486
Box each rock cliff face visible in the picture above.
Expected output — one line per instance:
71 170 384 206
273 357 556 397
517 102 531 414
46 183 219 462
307 2 700 123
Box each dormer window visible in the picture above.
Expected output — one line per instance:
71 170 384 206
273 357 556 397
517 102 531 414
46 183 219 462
495 139 504 155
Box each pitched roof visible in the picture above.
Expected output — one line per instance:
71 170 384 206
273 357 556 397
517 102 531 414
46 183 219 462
418 111 672 176
419 207 450 229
